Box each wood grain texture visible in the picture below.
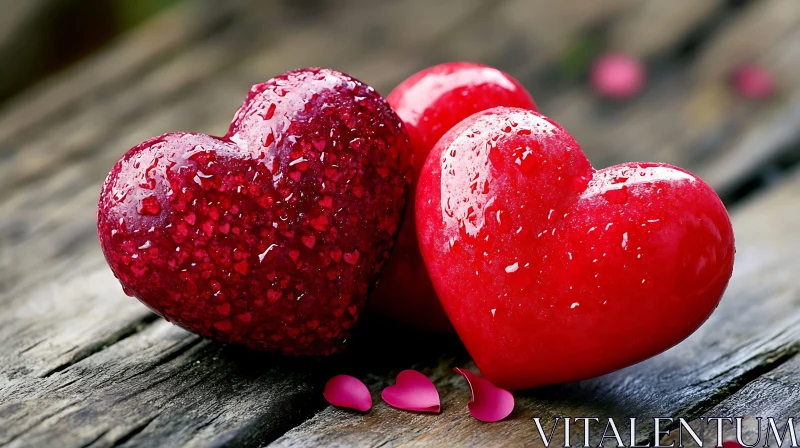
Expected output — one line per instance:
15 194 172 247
271 168 800 447
660 354 800 447
0 318 329 447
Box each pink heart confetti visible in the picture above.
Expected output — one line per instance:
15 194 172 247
381 369 441 413
731 63 776 99
454 367 514 422
323 375 372 412
590 52 646 99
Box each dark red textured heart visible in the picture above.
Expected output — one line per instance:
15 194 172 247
416 107 735 390
97 68 412 356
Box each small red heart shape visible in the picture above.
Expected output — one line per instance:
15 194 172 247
417 108 735 390
324 375 372 412
381 369 440 413
453 367 514 422
97 68 412 356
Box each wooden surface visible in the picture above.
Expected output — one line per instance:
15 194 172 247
1 0 799 446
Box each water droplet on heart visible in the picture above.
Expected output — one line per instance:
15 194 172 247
495 208 512 233
512 141 540 174
264 131 276 147
571 174 591 192
264 103 277 120
602 186 629 204
612 176 628 184
488 143 504 169
646 218 662 229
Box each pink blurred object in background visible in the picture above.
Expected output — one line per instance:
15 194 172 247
731 63 776 99
591 52 646 99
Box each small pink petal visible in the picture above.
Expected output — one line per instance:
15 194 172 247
722 442 744 448
454 367 514 422
381 369 441 413
323 375 372 412
591 52 646 99
731 64 775 99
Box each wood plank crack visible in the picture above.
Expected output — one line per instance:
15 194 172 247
40 312 160 378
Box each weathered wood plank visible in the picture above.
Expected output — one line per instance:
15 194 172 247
660 354 800 447
692 0 800 84
0 260 465 447
608 0 724 57
271 167 800 447
0 319 328 447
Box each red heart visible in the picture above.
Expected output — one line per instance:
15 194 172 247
416 108 735 390
97 68 412 356
381 369 440 413
372 61 537 332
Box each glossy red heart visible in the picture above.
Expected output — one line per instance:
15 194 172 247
97 68 412 356
416 107 735 390
381 369 440 413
